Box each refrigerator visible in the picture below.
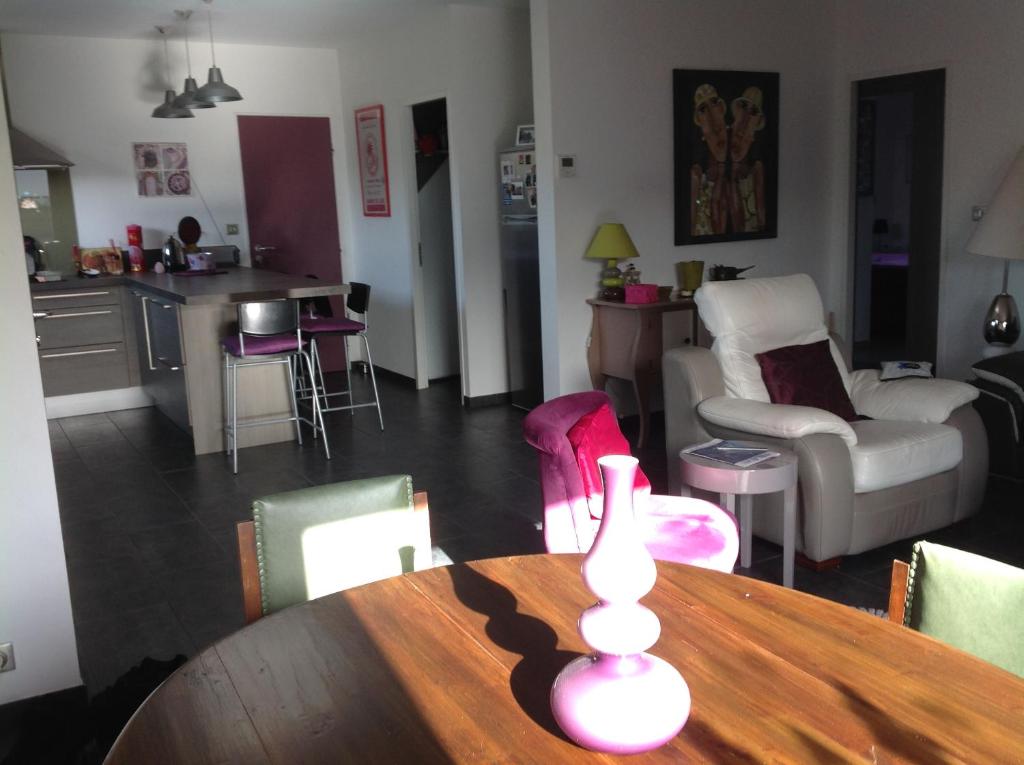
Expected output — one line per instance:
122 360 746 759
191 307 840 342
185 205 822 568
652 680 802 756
499 145 542 410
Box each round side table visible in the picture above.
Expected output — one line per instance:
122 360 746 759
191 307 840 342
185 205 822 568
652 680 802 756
678 443 798 587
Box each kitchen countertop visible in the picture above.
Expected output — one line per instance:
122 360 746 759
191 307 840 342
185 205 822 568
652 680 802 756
29 268 349 306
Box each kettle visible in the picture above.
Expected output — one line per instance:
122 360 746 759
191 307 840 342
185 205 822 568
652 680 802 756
161 236 186 271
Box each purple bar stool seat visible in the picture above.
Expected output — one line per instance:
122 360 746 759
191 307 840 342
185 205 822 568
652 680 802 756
523 391 738 572
221 333 302 357
299 316 365 334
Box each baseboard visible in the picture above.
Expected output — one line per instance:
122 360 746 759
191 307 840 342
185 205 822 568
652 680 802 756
45 387 153 419
463 391 509 409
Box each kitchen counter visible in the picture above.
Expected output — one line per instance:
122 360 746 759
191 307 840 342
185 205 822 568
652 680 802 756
34 270 350 456
30 268 342 306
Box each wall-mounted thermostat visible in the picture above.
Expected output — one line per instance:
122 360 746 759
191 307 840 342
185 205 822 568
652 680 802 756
558 155 576 178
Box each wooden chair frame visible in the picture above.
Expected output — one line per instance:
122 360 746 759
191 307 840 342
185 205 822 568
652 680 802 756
237 490 429 624
888 559 911 625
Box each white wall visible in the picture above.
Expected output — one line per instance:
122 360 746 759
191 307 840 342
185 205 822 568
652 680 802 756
0 83 82 704
1 33 347 268
419 160 460 379
335 4 532 393
531 0 836 395
825 0 1024 380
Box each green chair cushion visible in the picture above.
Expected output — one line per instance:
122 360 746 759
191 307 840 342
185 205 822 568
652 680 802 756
253 475 431 616
907 541 1024 677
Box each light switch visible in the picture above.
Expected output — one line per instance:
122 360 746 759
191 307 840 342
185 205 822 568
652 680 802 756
226 223 240 235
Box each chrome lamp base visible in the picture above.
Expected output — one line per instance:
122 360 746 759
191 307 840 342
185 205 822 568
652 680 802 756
984 292 1020 346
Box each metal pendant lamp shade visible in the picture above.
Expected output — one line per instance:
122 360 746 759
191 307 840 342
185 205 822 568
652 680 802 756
152 28 193 119
174 76 215 110
195 67 242 103
153 89 194 119
173 12 215 110
967 146 1024 345
194 5 242 103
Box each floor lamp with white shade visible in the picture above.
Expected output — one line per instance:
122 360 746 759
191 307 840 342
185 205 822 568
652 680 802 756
967 146 1024 346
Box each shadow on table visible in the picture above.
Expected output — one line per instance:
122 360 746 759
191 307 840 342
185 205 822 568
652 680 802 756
831 680 958 763
447 563 580 743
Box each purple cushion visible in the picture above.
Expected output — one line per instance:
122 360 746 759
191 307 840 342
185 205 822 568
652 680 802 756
300 316 365 334
221 333 300 357
756 339 858 422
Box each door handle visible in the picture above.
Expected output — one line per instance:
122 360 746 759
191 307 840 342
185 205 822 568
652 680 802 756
41 348 118 359
33 291 110 300
139 296 157 371
41 310 113 319
253 245 278 252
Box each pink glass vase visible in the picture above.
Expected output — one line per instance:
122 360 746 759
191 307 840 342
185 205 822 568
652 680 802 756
550 455 690 754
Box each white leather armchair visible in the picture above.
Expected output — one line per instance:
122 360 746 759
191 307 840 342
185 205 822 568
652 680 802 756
664 274 988 563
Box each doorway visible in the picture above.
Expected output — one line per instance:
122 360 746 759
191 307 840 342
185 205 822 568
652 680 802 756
412 98 460 386
851 69 944 370
237 115 344 371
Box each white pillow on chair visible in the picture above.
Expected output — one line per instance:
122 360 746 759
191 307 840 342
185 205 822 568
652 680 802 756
695 274 851 401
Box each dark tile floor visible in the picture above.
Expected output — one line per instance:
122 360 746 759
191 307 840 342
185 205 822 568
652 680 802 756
49 374 1023 698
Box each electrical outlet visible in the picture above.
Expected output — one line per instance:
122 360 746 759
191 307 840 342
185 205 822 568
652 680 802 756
0 643 14 673
226 223 240 235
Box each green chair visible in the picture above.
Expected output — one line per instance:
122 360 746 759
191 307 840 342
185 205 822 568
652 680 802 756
888 541 1024 677
237 475 432 623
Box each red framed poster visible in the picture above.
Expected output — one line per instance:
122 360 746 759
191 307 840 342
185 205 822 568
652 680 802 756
354 104 391 217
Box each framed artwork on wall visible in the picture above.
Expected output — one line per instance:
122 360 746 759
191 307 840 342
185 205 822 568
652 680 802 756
355 104 391 217
133 142 190 197
672 69 779 245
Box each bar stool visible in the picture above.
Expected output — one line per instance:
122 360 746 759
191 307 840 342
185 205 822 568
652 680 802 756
222 299 329 474
299 282 383 430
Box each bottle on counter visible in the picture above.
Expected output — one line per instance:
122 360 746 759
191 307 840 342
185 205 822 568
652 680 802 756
127 224 145 272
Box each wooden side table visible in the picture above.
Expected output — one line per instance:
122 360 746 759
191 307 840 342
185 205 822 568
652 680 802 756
586 298 700 448
678 444 798 587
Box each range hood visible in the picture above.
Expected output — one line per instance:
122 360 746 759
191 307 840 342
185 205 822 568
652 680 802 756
9 127 73 169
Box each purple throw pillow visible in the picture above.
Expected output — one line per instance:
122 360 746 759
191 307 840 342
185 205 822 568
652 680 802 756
755 339 859 422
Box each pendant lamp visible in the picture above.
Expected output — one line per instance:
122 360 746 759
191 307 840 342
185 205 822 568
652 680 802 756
152 26 194 119
194 1 243 104
173 10 215 110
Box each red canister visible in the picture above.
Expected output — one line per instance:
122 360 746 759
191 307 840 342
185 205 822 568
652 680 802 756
126 224 144 272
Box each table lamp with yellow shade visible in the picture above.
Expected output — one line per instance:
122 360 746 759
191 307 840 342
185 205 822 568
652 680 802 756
585 223 640 301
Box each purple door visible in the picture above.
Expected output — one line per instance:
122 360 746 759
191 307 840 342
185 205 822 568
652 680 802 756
238 115 344 371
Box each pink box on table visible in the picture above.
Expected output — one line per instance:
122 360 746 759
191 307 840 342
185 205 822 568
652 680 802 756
625 284 659 304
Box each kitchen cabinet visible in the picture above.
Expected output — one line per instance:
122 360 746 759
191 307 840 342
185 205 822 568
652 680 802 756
130 290 190 433
31 285 137 397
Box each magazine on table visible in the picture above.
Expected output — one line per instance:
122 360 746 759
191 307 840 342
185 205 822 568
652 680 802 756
683 439 779 467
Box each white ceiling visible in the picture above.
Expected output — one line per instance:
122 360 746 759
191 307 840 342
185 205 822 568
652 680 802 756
0 0 524 49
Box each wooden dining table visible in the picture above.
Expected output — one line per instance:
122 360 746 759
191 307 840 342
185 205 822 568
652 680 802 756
105 554 1024 763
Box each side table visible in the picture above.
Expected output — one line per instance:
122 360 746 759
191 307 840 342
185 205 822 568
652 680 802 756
586 298 701 448
678 444 798 587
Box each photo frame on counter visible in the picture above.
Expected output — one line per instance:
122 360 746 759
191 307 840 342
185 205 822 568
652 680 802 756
672 69 779 245
355 104 391 217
